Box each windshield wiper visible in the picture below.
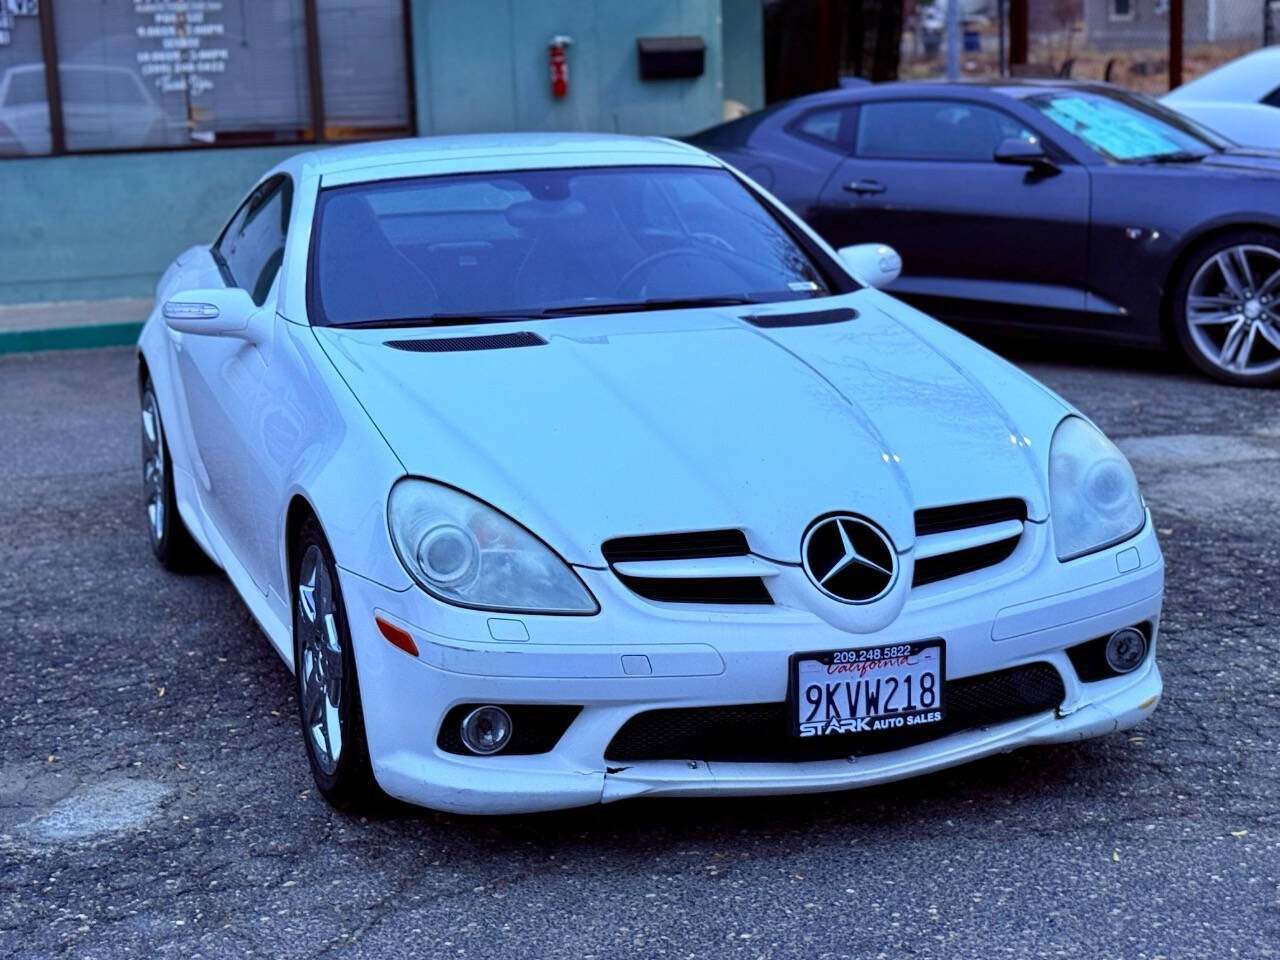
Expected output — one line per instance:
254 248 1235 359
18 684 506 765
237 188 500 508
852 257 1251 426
537 295 763 317
329 295 780 328
1134 150 1212 164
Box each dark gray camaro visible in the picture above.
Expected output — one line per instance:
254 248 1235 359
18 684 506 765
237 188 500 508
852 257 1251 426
690 80 1280 385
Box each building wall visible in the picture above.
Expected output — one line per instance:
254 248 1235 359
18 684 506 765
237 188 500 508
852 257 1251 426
0 0 758 305
411 0 726 136
0 146 303 304
722 0 766 115
1082 0 1260 50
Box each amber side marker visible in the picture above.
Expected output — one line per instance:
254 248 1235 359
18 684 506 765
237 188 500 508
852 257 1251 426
376 617 419 657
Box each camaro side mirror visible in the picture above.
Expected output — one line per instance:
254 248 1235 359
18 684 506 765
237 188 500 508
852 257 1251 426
163 288 260 339
838 243 903 289
993 137 1059 173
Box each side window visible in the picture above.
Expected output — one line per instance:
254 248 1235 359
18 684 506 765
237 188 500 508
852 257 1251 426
856 100 1036 162
790 106 858 151
1264 86 1280 109
214 176 293 306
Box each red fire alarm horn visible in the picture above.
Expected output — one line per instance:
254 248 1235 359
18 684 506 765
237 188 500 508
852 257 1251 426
549 34 573 99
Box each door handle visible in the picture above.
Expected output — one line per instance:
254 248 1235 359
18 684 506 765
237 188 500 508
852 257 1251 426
843 179 887 195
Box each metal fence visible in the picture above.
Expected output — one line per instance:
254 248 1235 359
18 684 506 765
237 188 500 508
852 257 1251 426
898 0 1275 93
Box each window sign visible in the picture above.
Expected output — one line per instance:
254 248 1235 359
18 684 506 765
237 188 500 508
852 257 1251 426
54 0 311 151
1 0 411 157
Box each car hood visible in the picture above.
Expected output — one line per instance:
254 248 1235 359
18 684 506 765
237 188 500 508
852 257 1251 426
1175 147 1280 175
313 291 1067 567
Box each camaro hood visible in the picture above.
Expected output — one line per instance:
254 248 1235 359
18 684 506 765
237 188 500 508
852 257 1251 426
314 292 1067 566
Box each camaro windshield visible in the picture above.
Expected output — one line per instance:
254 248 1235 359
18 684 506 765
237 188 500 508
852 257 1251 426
309 165 838 326
1025 91 1227 163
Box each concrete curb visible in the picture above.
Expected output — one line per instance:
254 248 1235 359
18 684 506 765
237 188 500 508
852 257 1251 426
0 297 150 355
0 322 143 356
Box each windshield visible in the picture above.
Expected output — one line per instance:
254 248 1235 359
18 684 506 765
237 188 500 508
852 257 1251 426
309 165 841 326
1025 90 1228 162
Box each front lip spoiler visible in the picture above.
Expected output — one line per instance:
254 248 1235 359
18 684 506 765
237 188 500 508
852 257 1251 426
599 659 1160 803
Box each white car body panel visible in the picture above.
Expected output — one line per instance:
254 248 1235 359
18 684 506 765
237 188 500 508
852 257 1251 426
137 133 1164 814
1162 100 1280 150
1163 47 1280 105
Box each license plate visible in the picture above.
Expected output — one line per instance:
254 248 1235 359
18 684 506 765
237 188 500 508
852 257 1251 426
788 640 946 738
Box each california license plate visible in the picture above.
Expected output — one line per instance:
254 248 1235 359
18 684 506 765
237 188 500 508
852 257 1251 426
789 640 946 738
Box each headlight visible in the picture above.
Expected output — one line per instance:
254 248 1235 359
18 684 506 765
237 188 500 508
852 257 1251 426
1049 416 1145 561
388 478 598 614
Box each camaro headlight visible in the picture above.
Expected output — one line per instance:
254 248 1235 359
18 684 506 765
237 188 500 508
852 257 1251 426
1049 416 1145 561
387 478 598 614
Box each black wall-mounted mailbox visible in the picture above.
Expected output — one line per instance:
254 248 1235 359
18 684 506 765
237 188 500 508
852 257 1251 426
636 35 706 79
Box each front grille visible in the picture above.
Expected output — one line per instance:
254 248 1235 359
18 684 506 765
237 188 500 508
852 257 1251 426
915 498 1027 536
913 537 1021 586
912 498 1027 587
437 704 581 756
602 530 749 563
602 530 773 605
604 662 1065 763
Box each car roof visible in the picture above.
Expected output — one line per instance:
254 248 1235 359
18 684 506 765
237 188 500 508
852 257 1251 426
778 78 1123 107
282 133 718 185
1164 47 1280 104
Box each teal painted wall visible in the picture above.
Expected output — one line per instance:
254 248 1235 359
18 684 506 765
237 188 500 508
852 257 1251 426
2 0 752 305
411 0 725 136
0 146 304 304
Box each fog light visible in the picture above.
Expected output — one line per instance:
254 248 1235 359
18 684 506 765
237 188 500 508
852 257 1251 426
460 705 512 755
1105 627 1147 674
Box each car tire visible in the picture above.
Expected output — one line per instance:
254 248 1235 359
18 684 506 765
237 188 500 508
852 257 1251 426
140 377 205 571
1172 229 1280 386
292 517 381 811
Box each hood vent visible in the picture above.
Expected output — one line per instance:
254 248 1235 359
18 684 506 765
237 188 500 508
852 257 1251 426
741 307 857 329
601 530 773 605
386 331 547 353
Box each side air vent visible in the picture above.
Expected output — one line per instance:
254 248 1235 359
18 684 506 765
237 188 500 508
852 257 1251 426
386 331 547 353
912 498 1027 587
601 530 774 605
741 307 857 329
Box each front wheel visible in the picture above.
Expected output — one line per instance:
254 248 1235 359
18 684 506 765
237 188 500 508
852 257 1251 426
1172 231 1280 386
292 517 379 810
140 377 204 570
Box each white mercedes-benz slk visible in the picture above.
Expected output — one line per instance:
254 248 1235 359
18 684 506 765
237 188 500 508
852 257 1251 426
136 134 1164 815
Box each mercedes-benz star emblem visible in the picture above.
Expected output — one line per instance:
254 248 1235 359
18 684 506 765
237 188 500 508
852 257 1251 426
802 515 898 604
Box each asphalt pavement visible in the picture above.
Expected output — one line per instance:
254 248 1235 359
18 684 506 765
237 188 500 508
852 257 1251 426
1 343 1277 960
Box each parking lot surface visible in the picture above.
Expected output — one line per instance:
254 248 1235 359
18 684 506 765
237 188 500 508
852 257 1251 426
1 344 1277 960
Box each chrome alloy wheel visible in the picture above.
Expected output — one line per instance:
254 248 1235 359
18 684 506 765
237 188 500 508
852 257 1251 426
297 545 345 775
140 387 166 545
1185 244 1280 378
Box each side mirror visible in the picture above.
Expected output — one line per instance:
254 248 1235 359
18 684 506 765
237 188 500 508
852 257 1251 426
163 288 259 339
838 243 902 289
993 137 1059 173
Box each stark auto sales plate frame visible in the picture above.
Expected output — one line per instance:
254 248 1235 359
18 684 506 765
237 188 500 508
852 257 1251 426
787 639 946 738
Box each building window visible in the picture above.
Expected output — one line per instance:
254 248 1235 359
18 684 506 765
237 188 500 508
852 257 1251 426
1110 0 1136 20
0 0 412 158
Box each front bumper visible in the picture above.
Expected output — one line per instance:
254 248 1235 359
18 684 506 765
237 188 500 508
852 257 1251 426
339 519 1164 815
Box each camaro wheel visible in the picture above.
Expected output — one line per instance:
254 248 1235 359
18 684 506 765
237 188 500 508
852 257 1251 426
1173 231 1280 386
139 377 202 570
292 518 378 810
